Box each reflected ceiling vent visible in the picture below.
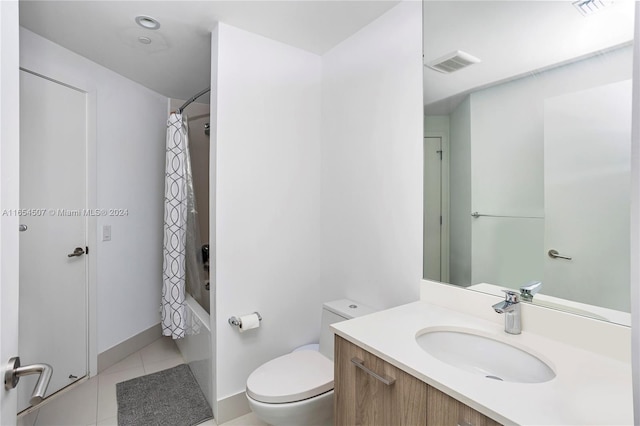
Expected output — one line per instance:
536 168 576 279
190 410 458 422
572 0 614 16
426 50 481 74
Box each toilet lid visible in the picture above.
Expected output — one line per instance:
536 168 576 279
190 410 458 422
246 350 333 403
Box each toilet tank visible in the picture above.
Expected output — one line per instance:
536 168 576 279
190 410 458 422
319 299 375 360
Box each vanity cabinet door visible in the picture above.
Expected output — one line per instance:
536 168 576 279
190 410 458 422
334 336 428 426
427 386 501 426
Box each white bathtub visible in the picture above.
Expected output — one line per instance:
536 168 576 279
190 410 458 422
176 294 214 409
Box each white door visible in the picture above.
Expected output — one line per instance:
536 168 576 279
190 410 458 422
424 137 442 281
543 80 632 312
18 70 88 411
0 1 21 423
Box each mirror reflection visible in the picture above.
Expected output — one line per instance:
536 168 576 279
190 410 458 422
422 1 635 325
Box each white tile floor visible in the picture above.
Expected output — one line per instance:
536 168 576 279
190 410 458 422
16 337 266 426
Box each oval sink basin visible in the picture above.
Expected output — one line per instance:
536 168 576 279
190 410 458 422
415 329 555 383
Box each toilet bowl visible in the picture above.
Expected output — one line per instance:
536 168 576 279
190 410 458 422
245 299 375 426
246 350 334 426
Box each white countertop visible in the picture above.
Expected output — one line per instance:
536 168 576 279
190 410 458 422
331 301 633 426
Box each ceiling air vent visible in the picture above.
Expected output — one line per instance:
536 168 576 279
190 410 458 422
426 50 481 74
572 0 614 16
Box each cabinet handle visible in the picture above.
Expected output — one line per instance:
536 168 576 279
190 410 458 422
350 357 396 386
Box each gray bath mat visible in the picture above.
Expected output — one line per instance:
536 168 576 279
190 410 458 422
116 364 213 426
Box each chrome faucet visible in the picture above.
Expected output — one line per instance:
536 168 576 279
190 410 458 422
492 290 521 335
519 280 542 302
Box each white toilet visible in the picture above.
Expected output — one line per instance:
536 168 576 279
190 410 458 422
245 299 375 426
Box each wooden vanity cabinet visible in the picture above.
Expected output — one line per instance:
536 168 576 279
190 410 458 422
427 387 501 426
334 335 428 425
334 336 502 426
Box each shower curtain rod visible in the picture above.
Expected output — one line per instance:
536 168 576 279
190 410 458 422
177 87 211 114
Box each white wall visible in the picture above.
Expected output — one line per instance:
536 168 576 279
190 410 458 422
212 2 423 412
630 4 640 422
320 0 423 310
452 45 633 291
20 29 168 353
448 98 472 286
213 22 324 404
543 81 631 311
470 46 632 218
423 116 450 140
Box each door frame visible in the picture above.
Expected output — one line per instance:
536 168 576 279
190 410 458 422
424 131 450 283
18 67 98 380
0 0 21 423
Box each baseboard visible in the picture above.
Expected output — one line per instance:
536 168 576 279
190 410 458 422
217 391 251 424
97 323 161 373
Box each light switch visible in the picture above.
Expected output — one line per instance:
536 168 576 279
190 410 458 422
102 225 111 242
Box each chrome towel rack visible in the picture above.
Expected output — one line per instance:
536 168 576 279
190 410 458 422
471 212 543 219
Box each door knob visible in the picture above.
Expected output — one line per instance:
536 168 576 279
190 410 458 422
548 249 572 260
67 247 85 257
4 356 53 406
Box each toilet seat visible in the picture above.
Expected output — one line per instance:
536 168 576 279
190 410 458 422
246 350 333 404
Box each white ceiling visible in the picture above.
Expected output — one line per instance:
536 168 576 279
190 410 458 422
423 1 635 114
19 0 399 101
21 1 634 111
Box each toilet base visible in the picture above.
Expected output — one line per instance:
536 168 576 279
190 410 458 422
246 390 334 426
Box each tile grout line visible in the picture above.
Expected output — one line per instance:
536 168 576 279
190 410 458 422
94 372 100 426
32 339 185 425
141 350 148 375
97 358 142 422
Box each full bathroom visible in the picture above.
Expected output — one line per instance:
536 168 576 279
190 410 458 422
0 0 639 425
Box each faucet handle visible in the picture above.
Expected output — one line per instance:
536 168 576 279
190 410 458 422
501 289 520 303
519 281 542 301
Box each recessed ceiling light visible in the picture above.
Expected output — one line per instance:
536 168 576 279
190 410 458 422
138 36 152 45
135 15 160 30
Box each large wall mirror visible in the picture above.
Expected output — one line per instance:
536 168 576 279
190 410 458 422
423 1 635 325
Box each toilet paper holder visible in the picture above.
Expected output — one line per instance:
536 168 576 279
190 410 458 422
228 312 262 328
